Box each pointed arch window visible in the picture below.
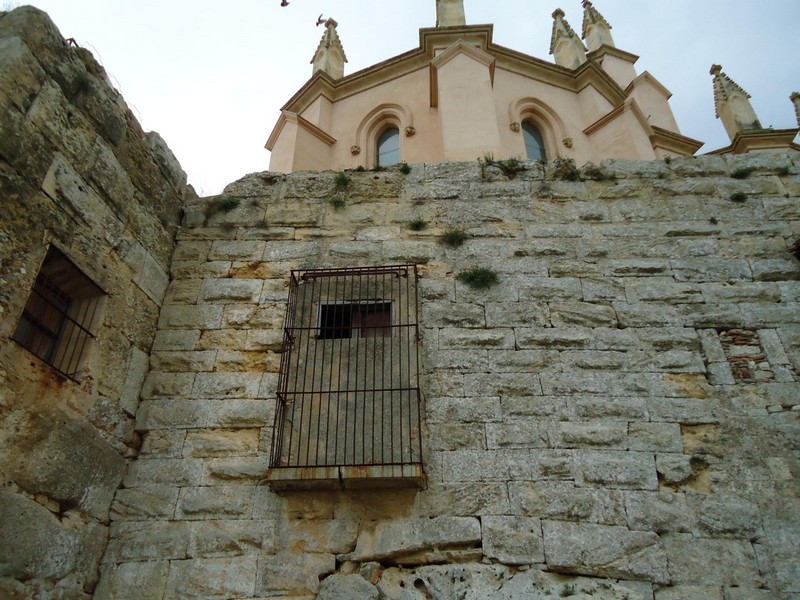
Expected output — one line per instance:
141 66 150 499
522 121 547 161
377 127 400 167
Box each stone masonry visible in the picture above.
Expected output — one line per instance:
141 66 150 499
100 153 800 600
0 7 186 600
1 6 799 600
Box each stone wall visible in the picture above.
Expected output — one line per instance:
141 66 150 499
102 154 800 599
0 7 186 599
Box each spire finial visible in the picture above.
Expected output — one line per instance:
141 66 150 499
550 8 587 70
436 0 466 27
710 64 763 141
791 92 800 127
581 0 614 51
311 18 348 79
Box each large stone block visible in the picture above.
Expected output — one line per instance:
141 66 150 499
176 485 256 520
255 552 335 596
663 535 762 587
4 406 126 521
576 451 658 490
0 490 81 580
94 561 169 600
508 481 626 526
542 520 669 583
482 516 544 564
349 517 481 561
164 556 257 600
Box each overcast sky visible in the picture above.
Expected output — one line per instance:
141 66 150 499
15 0 800 195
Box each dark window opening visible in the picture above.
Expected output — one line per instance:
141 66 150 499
270 265 422 471
12 246 104 380
522 120 547 161
318 301 392 339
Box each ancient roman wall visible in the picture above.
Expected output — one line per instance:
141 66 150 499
101 154 799 599
0 7 186 599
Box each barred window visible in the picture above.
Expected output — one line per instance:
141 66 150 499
12 247 104 380
269 265 423 489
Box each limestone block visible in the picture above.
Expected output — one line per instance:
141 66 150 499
208 240 266 262
255 553 335 596
136 399 210 431
424 348 490 373
550 301 619 328
205 399 273 428
484 301 550 327
541 371 670 397
560 350 627 371
94 561 169 600
277 518 358 554
482 516 544 564
438 327 515 349
507 481 626 526
426 396 501 423
164 556 257 600
462 372 543 396
655 454 694 485
654 586 722 599
751 259 800 282
576 451 658 490
427 423 485 451
4 407 126 521
625 491 695 534
173 240 211 262
136 250 170 304
202 456 270 483
721 589 776 600
110 486 180 520
119 345 150 415
422 302 485 327
485 421 548 449
189 519 275 557
152 329 201 351
0 36 45 113
139 429 186 458
554 422 627 449
200 278 263 303
0 490 81 580
486 349 559 373
542 520 669 583
145 131 187 190
758 329 791 365
123 458 203 488
171 260 232 280
663 535 762 587
415 482 510 517
176 485 256 520
690 492 762 538
104 521 190 562
183 428 260 457
349 517 481 562
150 350 216 373
581 277 626 302
317 574 379 600
157 304 223 330
574 397 647 420
672 259 752 283
515 327 591 349
628 423 683 453
647 398 723 424
222 303 285 329
191 372 261 399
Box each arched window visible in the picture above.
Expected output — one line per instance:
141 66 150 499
377 127 400 167
522 121 547 161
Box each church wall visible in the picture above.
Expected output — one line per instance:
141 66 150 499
0 8 186 599
101 154 800 599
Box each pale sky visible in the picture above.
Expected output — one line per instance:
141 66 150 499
15 0 800 196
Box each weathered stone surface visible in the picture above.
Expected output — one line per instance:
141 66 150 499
576 451 659 490
508 481 626 525
94 561 169 600
176 485 255 519
164 556 257 600
0 490 81 580
4 407 126 521
625 492 695 534
350 517 481 561
663 535 762 587
482 516 544 564
255 552 335 596
542 520 670 583
317 573 379 600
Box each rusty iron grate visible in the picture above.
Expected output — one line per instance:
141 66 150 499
270 264 423 469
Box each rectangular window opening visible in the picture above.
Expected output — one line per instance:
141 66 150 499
12 246 105 380
269 264 424 488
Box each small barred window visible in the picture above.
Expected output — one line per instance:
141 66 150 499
12 247 104 380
